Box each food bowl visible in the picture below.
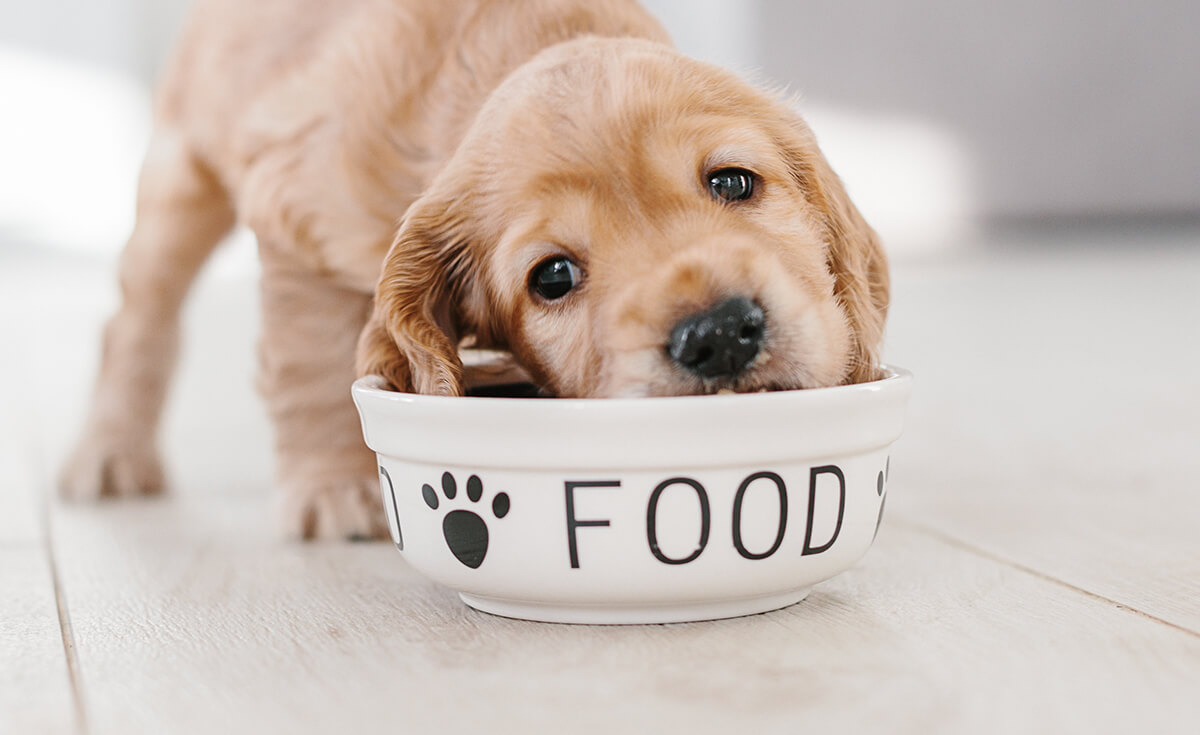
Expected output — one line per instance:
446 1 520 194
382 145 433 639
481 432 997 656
351 366 911 624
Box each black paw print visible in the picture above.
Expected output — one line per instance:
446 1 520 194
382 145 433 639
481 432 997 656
422 472 511 569
872 456 891 542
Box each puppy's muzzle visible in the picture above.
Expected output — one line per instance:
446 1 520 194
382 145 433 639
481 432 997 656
667 296 765 379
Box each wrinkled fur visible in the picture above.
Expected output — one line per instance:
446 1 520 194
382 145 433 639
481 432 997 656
61 0 888 539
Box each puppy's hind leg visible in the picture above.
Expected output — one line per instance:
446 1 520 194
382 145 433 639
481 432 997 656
257 256 386 541
60 131 235 499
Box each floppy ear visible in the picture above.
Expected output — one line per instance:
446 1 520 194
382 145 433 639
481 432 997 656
783 118 890 384
356 196 476 395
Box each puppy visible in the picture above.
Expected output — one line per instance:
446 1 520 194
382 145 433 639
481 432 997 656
61 0 889 539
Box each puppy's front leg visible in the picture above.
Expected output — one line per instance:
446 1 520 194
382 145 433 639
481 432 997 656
258 254 386 540
61 132 234 499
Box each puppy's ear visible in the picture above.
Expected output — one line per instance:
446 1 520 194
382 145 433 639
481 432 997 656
356 196 476 395
782 116 890 384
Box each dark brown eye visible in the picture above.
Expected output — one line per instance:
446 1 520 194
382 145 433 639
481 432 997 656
530 256 582 300
708 168 755 202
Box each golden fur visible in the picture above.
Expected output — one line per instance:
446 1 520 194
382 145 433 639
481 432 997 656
61 0 888 539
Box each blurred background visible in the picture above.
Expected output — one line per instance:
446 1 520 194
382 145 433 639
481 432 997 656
2 0 1198 259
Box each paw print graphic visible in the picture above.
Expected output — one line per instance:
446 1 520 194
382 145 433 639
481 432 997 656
422 472 511 569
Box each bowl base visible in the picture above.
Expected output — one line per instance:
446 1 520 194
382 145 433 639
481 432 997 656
458 588 811 625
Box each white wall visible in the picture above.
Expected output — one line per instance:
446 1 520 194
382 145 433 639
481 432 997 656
640 0 762 76
0 0 188 84
755 0 1200 221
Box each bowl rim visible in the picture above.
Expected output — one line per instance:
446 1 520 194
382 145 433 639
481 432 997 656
353 364 911 409
352 365 912 470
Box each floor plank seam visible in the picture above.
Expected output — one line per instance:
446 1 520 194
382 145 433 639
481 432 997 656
37 456 91 735
889 515 1200 640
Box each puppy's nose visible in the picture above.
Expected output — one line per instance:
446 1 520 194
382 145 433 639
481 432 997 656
667 296 765 379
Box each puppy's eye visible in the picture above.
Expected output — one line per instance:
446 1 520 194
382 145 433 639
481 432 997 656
708 168 755 202
530 257 582 300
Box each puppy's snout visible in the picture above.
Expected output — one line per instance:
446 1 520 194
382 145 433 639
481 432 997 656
667 296 765 379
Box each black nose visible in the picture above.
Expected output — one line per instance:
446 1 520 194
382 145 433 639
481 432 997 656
667 297 766 379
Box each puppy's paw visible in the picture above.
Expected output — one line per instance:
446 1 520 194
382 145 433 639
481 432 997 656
59 434 166 500
278 473 389 541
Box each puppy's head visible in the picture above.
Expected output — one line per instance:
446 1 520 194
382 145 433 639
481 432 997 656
358 38 888 397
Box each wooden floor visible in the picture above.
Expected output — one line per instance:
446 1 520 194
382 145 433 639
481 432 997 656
3 228 1199 734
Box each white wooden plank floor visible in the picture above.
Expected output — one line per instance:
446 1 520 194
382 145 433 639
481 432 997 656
3 229 1199 734
1 335 77 735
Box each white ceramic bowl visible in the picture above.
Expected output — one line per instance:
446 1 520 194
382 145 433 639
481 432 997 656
352 366 911 624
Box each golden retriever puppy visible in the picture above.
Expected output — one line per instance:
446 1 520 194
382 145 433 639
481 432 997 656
61 0 889 540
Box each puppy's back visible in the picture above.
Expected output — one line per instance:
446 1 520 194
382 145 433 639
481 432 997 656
151 0 669 196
